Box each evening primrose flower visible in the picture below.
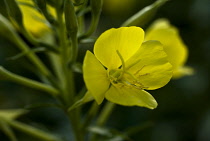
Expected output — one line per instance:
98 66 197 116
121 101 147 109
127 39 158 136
83 27 173 109
18 0 55 36
145 19 193 79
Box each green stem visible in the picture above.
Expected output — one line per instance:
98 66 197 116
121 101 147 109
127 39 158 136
91 102 115 141
12 30 52 78
96 102 115 126
79 14 100 39
82 102 99 131
6 120 60 141
0 66 59 96
67 111 83 141
56 6 82 141
20 27 59 53
56 8 74 105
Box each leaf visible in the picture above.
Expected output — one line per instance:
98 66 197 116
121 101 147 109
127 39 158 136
6 47 46 61
88 126 131 141
68 91 94 111
122 0 168 27
0 120 17 141
88 126 112 137
72 62 83 73
0 109 28 120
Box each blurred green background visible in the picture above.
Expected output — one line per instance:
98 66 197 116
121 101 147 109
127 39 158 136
1 0 210 140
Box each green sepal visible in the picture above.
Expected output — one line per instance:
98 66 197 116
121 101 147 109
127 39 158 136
90 0 103 16
4 0 24 27
64 0 78 36
72 0 87 6
68 91 94 111
33 0 56 25
33 0 47 12
0 0 9 18
46 0 63 11
122 0 168 27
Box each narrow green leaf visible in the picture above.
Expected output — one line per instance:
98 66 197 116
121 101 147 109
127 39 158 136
0 14 52 77
0 66 59 96
88 126 112 137
7 120 61 141
0 120 17 141
7 47 46 61
72 62 83 73
122 0 168 27
0 109 28 120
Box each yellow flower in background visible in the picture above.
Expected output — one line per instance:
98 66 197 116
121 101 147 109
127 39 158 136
103 0 136 15
145 19 193 79
83 27 173 109
18 0 54 36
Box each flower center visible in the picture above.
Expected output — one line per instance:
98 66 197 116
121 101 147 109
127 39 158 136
108 50 147 90
108 69 123 84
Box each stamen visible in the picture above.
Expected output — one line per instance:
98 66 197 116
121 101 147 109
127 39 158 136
124 71 139 82
116 50 125 71
134 65 146 75
126 58 142 70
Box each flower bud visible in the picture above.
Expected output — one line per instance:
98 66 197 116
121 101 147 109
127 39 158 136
46 0 63 10
64 0 78 36
90 0 103 17
122 0 168 27
33 0 56 25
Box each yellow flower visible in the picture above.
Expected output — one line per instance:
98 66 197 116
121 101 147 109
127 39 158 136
18 0 55 36
103 0 135 15
145 19 193 79
83 27 173 109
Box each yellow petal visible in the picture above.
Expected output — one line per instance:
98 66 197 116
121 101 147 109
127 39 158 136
125 40 173 90
145 19 188 76
83 51 110 104
105 85 157 109
94 27 144 69
18 0 55 36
